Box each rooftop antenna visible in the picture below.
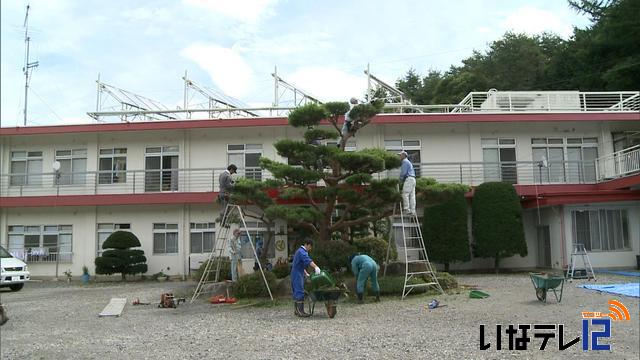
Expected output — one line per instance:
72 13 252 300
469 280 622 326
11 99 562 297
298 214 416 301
22 4 39 126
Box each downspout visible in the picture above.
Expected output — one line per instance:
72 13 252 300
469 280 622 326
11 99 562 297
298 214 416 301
559 205 567 269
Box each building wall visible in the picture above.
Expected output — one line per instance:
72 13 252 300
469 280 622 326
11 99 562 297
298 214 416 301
0 202 289 278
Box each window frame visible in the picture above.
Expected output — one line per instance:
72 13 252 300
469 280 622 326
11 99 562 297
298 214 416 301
152 223 179 254
384 139 422 177
10 150 43 186
189 222 216 254
7 224 73 262
55 148 88 185
481 138 517 183
98 148 128 184
571 208 630 252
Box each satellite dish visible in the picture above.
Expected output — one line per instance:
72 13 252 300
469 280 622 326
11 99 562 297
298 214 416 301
52 161 61 171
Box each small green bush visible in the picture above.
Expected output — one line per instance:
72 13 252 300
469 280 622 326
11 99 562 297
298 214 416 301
313 240 355 272
353 236 396 265
271 263 290 279
194 258 231 282
234 271 277 298
377 276 427 295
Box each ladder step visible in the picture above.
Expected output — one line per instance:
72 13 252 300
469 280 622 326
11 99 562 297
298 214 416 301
401 247 424 251
407 271 435 276
405 282 438 288
407 260 429 263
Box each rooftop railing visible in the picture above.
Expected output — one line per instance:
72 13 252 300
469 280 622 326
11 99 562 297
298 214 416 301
0 161 600 198
453 91 640 113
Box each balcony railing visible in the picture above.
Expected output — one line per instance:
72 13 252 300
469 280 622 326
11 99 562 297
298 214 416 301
453 91 640 113
595 145 640 181
1 161 601 198
8 247 73 263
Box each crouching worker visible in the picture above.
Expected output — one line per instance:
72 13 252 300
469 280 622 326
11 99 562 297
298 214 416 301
291 239 321 317
350 254 380 303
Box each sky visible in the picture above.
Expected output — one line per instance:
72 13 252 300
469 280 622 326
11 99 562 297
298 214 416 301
0 0 592 127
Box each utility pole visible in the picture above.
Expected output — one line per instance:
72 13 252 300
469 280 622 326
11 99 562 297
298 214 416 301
23 4 39 126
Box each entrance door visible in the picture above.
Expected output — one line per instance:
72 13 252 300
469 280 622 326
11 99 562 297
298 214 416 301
537 226 551 268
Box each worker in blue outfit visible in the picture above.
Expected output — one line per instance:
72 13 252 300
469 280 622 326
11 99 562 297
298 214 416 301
291 239 321 317
350 253 380 303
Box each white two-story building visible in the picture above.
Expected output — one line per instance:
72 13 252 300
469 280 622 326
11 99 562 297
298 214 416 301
1 90 639 277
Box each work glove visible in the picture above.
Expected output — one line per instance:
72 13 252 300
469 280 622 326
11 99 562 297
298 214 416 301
315 267 321 275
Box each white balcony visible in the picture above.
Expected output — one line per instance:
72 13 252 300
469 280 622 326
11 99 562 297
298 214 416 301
596 145 640 181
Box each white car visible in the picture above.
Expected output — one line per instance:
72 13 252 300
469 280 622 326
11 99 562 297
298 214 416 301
0 245 30 291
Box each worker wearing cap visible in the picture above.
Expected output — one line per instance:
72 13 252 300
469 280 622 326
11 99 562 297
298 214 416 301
398 151 416 216
217 164 237 223
291 239 321 317
350 254 380 303
338 97 359 148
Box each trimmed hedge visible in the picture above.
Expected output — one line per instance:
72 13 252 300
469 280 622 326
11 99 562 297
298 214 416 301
472 182 527 272
234 271 277 298
377 276 427 295
423 190 470 272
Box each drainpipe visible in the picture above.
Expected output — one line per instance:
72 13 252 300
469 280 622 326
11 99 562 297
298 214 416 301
559 205 567 269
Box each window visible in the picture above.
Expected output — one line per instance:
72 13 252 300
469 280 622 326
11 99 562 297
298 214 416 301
97 223 131 256
532 138 598 183
56 149 87 185
145 146 179 192
385 139 421 177
227 144 263 180
482 138 516 183
190 222 215 254
10 151 43 186
153 223 178 254
612 132 640 152
238 221 275 259
99 148 127 184
532 138 566 183
7 225 72 262
572 209 630 251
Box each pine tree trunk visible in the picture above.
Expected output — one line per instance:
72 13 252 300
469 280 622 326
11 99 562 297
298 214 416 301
494 256 500 274
121 272 126 281
444 262 450 272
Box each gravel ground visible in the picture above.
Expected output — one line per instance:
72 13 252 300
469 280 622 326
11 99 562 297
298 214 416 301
0 273 638 359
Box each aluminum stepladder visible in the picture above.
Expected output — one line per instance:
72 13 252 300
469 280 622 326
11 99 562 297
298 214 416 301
384 202 444 299
190 203 273 302
566 243 597 282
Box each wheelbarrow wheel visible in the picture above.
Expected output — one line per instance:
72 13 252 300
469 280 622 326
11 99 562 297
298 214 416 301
536 288 547 302
326 301 337 319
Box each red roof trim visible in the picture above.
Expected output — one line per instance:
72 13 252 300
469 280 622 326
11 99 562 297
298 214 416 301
596 173 640 190
2 112 638 136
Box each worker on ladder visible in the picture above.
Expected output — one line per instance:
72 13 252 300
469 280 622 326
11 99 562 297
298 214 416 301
291 239 321 317
398 151 416 216
216 164 237 223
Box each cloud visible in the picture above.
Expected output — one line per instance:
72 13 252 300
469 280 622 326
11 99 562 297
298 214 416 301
183 0 279 23
181 43 254 98
288 67 367 102
500 5 574 38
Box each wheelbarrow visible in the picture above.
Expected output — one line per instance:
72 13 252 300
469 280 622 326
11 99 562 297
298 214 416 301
529 272 565 303
305 271 346 318
306 289 344 318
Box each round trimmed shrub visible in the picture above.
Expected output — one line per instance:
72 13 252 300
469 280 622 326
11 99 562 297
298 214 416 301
95 231 147 280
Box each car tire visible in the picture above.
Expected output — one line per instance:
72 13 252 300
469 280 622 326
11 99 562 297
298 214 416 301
9 283 24 292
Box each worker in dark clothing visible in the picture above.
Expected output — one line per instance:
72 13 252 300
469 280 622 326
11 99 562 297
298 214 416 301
350 254 380 303
291 239 321 317
216 164 237 223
